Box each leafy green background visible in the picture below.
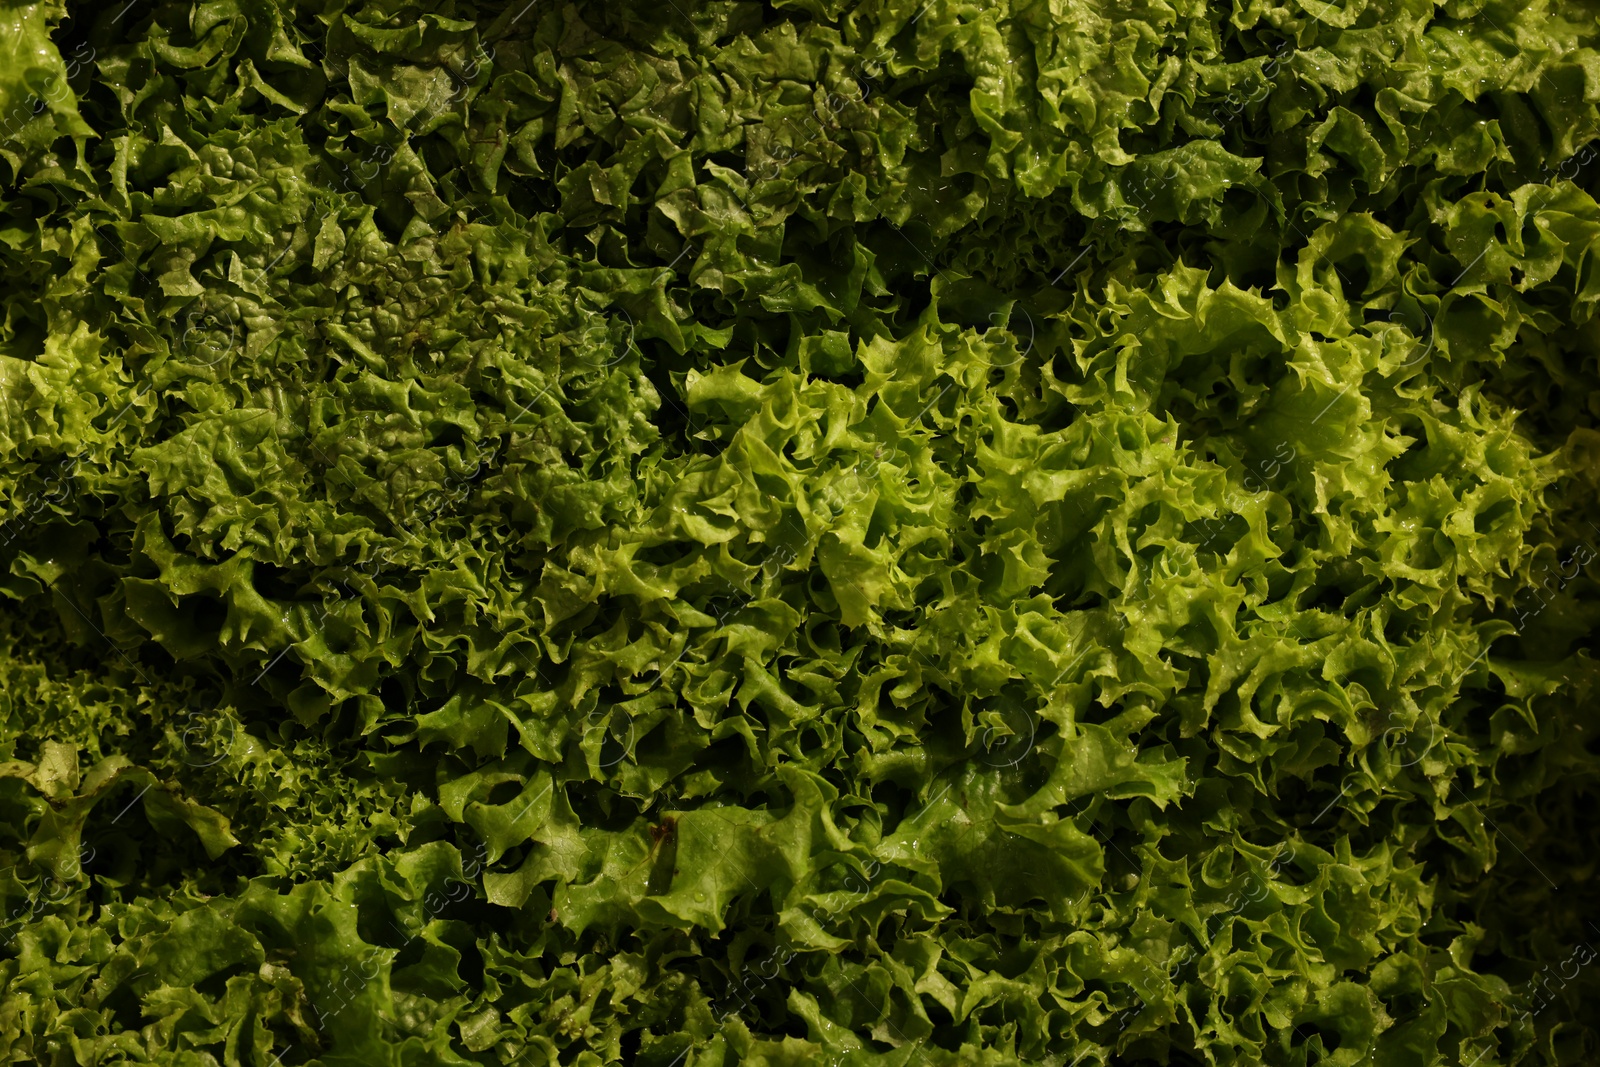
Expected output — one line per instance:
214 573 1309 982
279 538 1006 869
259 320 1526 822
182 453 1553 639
1 0 1598 1063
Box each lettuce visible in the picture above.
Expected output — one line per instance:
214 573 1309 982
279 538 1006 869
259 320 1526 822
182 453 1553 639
0 0 1597 1064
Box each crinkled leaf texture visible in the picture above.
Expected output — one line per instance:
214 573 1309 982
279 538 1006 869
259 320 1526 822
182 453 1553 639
0 0 1597 1065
